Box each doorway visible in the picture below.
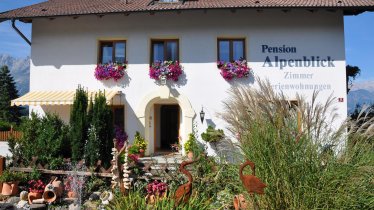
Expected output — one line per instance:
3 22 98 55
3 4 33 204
156 104 180 151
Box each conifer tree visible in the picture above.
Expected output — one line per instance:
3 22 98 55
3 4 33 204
69 86 88 162
90 91 113 167
0 65 21 123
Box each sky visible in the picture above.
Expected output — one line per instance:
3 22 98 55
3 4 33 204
0 0 373 83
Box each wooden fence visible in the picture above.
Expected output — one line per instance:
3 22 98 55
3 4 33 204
0 130 22 141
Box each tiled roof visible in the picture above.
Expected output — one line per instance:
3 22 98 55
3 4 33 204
1 0 374 21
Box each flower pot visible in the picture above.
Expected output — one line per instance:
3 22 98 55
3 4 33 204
67 191 78 198
52 178 63 198
1 181 18 196
28 192 42 204
139 151 145 158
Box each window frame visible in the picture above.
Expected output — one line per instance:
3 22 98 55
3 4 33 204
98 40 127 64
217 38 246 62
150 39 180 64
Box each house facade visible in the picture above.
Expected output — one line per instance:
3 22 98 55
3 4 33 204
1 0 373 156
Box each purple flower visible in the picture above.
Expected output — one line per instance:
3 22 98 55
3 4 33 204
149 61 183 82
95 62 127 81
217 60 250 81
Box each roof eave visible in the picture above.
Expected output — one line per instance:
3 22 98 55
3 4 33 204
1 6 374 22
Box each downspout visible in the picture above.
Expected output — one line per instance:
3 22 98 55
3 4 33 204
11 19 31 46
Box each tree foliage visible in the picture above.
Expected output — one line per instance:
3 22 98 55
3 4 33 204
86 91 113 167
69 86 88 162
346 65 361 93
0 65 22 123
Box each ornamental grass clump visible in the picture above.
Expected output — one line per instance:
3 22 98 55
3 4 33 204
220 78 374 209
94 62 127 81
149 61 183 81
217 60 250 81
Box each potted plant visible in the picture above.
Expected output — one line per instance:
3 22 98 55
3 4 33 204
133 131 147 157
145 180 168 204
94 62 127 81
28 179 46 204
0 170 25 196
184 134 199 159
217 60 250 81
149 60 183 82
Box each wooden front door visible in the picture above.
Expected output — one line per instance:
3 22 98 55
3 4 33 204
160 105 179 151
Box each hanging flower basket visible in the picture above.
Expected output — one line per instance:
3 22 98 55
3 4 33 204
94 62 127 81
149 61 183 82
217 60 250 81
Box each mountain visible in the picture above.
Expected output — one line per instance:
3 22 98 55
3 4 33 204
0 54 30 96
347 89 374 113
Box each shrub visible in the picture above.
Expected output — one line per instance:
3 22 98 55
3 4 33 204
0 170 27 182
183 133 199 153
70 86 88 162
0 121 12 131
12 112 68 166
89 91 113 167
201 126 224 143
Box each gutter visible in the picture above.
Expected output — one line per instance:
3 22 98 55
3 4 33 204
11 19 31 46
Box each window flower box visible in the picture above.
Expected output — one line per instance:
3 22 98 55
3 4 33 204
149 61 183 82
94 62 127 81
217 60 250 81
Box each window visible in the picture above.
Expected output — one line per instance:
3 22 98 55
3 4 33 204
217 38 245 62
112 106 125 129
151 39 179 63
99 41 126 64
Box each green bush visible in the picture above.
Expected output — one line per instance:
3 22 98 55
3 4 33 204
13 112 68 166
0 121 12 131
0 170 27 182
88 91 113 168
183 133 199 153
201 126 224 143
70 86 88 162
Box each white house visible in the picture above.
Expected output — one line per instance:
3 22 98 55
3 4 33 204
1 0 373 156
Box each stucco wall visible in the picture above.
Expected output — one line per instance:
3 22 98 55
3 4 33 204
29 9 347 154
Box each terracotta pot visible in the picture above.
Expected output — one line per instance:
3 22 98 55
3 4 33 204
233 194 249 210
28 192 42 204
43 184 57 203
67 191 78 198
1 181 18 196
0 182 2 193
52 179 63 197
139 151 145 158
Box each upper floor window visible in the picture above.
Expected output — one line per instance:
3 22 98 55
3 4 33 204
217 38 245 62
99 40 126 64
151 39 179 63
